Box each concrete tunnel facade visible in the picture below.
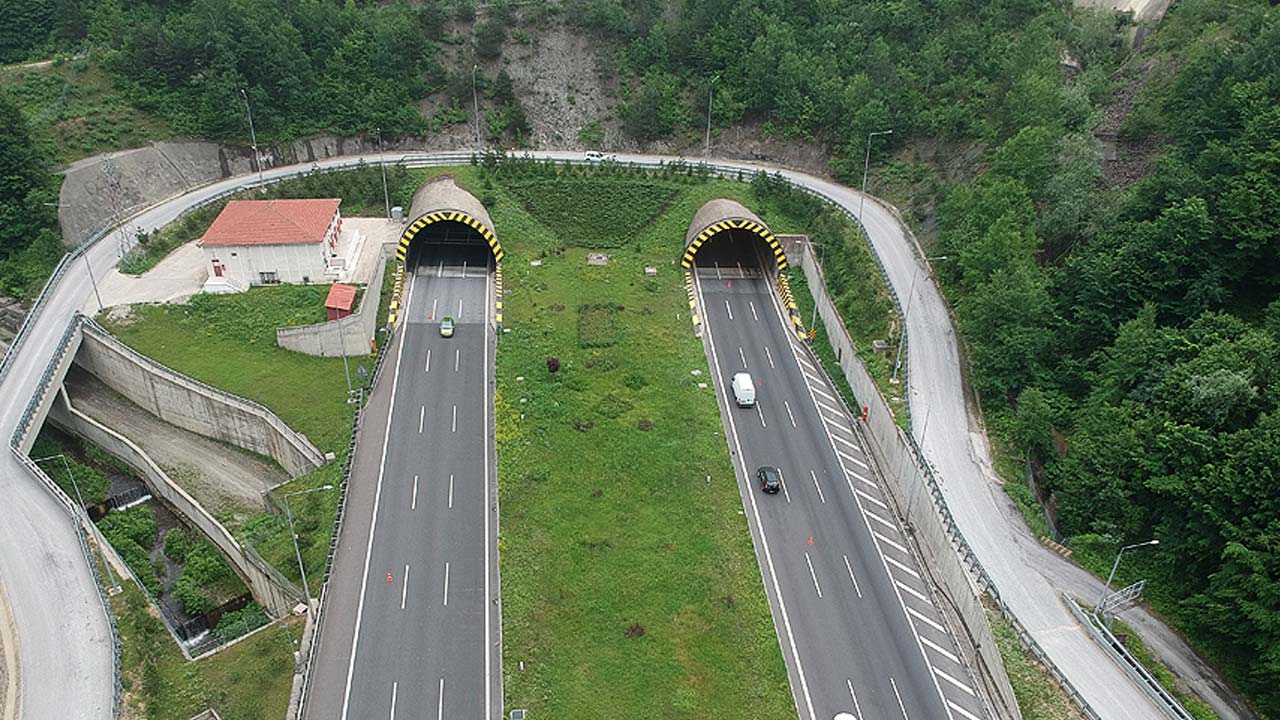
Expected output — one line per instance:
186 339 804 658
682 198 788 273
396 175 503 263
683 198 806 342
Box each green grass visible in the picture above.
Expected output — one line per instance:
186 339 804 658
988 609 1085 720
0 56 174 164
112 582 301 720
486 173 796 718
120 201 227 275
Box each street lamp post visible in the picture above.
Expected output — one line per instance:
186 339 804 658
891 264 919 384
376 127 391 220
471 64 481 147
1099 539 1159 626
33 454 118 590
283 484 334 609
337 325 355 402
44 202 105 311
239 89 263 183
858 129 893 232
807 238 828 329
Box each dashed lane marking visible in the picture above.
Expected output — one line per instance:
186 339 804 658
842 554 863 599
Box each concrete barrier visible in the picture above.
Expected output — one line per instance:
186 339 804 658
48 396 302 618
789 236 1023 720
276 246 390 357
74 319 325 477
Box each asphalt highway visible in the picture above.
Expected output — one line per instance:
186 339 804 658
304 242 500 720
694 236 987 720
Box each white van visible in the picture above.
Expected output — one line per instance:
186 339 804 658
731 372 756 407
585 150 605 161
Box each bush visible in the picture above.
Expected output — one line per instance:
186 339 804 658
214 603 269 643
163 528 193 563
99 506 158 549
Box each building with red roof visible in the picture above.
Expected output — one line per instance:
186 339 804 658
324 283 358 320
199 198 343 292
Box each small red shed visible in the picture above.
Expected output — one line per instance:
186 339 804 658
325 283 357 321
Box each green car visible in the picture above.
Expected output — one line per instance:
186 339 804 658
439 316 455 337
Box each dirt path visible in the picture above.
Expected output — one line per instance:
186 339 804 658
64 368 288 523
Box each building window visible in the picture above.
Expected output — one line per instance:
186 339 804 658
259 271 280 285
302 276 310 284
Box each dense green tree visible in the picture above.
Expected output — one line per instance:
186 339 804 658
621 70 685 141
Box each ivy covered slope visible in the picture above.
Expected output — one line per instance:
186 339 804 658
930 3 1280 715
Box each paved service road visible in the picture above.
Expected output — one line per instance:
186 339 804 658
303 243 500 720
694 236 987 720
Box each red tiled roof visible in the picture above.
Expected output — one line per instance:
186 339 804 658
199 198 341 247
325 283 357 312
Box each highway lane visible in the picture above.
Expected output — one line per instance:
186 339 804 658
335 243 498 720
694 237 986 720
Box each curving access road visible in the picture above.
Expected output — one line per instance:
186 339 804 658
1 149 1164 719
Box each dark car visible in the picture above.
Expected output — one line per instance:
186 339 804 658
757 466 782 494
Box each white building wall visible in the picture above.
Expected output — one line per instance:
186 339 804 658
203 241 328 287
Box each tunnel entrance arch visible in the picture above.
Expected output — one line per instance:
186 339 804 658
682 199 787 274
396 176 503 265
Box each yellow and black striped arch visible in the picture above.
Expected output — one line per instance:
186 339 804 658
396 210 503 264
681 219 787 273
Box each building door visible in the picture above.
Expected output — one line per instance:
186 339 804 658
212 261 224 277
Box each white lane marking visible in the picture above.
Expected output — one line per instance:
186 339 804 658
425 349 431 373
442 561 450 606
483 285 493 720
462 258 467 277
874 531 910 555
458 298 463 318
756 402 767 428
411 475 419 510
842 554 863 598
934 666 977 696
714 261 722 279
860 505 899 531
838 448 870 470
694 272 816 720
418 405 425 433
884 553 922 580
400 564 410 609
454 349 460 372
847 679 864 719
739 346 748 368
437 261 443 278
390 681 398 720
907 605 947 634
804 552 823 599
920 635 961 665
854 488 888 511
803 370 825 387
810 470 826 504
430 298 438 319
784 400 797 428
815 397 843 416
849 470 878 488
437 678 445 720
808 381 836 402
749 300 759 320
795 353 816 372
725 299 733 320
890 677 910 720
448 474 454 509
451 405 457 433
949 699 983 720
340 266 414 720
777 467 792 503
830 431 858 450
764 345 775 368
897 580 932 605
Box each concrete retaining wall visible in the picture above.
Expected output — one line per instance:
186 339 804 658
276 246 390 357
73 320 326 477
788 237 1022 720
48 398 301 618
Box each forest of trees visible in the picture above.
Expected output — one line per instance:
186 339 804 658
0 92 63 297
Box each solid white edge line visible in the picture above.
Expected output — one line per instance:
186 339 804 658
934 666 977 696
484 265 493 720
919 635 961 665
804 551 823 598
340 259 415 720
695 270 816 720
390 681 398 720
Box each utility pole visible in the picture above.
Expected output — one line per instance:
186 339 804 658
704 75 719 156
44 202 104 312
859 129 893 232
376 127 391 220
471 65 481 148
283 485 334 609
337 325 355 402
891 264 919 384
240 88 263 183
